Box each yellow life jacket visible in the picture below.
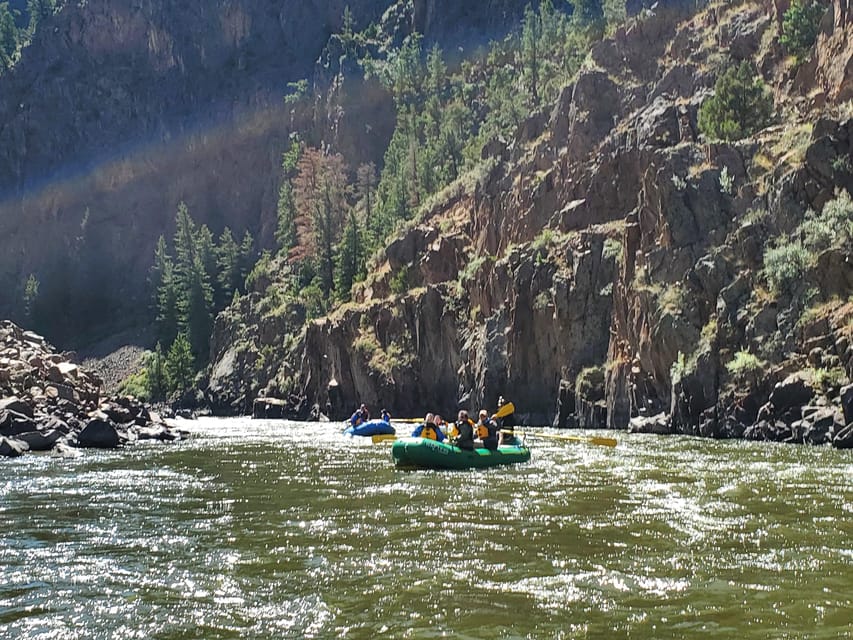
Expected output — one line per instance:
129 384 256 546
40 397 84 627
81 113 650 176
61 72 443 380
476 422 490 439
446 422 459 438
421 424 439 440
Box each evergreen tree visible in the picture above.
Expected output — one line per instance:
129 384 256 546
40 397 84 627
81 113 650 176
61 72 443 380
698 61 774 141
572 0 604 26
238 230 255 291
171 203 213 362
145 342 167 401
780 0 826 63
151 236 180 345
355 162 377 232
0 2 19 72
275 141 301 254
26 0 54 35
292 147 350 296
216 227 240 308
165 333 194 394
521 4 542 107
334 211 363 302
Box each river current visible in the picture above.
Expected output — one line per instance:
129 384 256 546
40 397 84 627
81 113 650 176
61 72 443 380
1 418 851 639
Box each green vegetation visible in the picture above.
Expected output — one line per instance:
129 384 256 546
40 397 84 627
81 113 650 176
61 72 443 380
0 0 56 74
726 350 765 385
763 190 853 294
150 203 255 382
811 366 848 392
576 365 605 401
22 273 39 320
780 0 826 63
0 2 20 72
698 61 773 141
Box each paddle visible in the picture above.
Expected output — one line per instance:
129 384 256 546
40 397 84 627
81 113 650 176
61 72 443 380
508 429 617 447
493 402 515 419
371 434 397 444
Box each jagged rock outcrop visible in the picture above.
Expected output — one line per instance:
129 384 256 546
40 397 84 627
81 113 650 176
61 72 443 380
0 320 185 457
251 0 853 444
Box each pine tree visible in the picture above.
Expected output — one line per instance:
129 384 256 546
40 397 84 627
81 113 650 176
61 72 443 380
26 0 54 36
165 333 194 394
238 230 254 291
151 236 180 345
698 61 774 141
521 4 542 107
145 342 166 400
292 147 350 296
275 141 301 254
216 227 240 308
0 2 19 72
334 211 362 302
171 203 213 362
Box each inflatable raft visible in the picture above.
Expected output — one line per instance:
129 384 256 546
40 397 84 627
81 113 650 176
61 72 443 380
344 419 396 437
391 437 531 470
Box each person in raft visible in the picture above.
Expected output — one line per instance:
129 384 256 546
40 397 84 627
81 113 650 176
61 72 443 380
381 408 391 423
451 409 475 450
412 413 445 441
496 395 518 446
349 404 370 427
475 409 499 450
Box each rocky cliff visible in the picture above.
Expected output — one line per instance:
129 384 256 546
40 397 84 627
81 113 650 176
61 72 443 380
0 0 542 344
208 0 853 448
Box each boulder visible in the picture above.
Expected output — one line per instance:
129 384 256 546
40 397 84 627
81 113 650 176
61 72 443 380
77 418 126 449
0 436 29 457
832 423 853 449
0 396 33 418
769 372 815 413
14 430 63 452
0 411 37 436
628 412 671 434
841 384 853 426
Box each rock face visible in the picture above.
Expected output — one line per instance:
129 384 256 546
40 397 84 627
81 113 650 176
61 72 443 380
0 0 544 345
0 320 185 457
205 0 853 449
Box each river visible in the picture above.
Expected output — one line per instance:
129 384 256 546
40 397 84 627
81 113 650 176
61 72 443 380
1 418 851 639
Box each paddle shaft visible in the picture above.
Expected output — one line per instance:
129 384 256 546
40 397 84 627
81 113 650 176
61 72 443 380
503 429 617 447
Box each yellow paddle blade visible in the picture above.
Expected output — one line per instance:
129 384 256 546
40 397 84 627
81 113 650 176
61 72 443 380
371 434 398 444
494 402 515 419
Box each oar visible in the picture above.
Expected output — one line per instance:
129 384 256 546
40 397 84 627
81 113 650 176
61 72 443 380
493 402 515 419
512 430 617 447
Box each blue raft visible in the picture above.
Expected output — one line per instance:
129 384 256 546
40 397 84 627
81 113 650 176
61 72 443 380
344 419 396 437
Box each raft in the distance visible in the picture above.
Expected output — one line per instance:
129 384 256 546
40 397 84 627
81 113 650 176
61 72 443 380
391 437 531 470
344 419 396 437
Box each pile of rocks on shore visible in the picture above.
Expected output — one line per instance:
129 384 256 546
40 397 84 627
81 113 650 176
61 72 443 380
1 320 186 458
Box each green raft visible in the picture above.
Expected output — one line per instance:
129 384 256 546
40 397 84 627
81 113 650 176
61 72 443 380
391 437 531 470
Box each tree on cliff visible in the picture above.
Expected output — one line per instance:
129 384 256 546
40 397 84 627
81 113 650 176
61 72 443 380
25 0 55 36
334 211 364 302
165 333 194 394
698 61 774 141
291 147 350 297
0 2 18 72
276 141 301 255
780 0 827 63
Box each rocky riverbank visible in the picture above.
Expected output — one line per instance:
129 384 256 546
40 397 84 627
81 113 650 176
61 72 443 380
1 320 186 458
